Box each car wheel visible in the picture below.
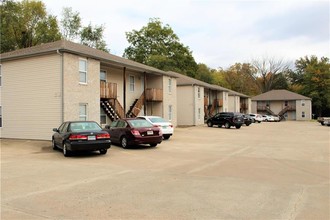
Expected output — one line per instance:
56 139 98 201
100 149 107 155
207 121 213 127
150 144 157 147
246 123 250 126
52 139 57 150
121 136 128 149
236 125 241 129
258 121 261 123
163 135 170 140
63 143 70 157
225 122 230 129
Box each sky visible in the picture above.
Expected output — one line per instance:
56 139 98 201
41 0 329 69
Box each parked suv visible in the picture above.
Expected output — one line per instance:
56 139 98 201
206 112 244 129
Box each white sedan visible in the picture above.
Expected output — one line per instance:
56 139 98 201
137 116 174 140
262 115 275 122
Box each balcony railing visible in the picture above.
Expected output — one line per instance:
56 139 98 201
241 103 248 110
100 81 117 99
215 99 223 107
257 105 269 111
257 105 296 111
204 97 208 106
284 105 296 111
145 88 163 102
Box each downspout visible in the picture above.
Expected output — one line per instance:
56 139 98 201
57 50 64 123
193 84 196 125
123 67 126 115
143 72 146 116
208 88 211 117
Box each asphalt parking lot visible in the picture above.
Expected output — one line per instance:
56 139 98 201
1 121 329 220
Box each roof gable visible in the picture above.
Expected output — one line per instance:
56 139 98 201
252 89 311 101
0 40 179 78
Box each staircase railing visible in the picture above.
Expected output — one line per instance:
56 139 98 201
127 92 145 117
265 106 276 116
278 106 289 116
112 99 125 119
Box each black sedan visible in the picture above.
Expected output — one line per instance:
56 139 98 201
104 118 162 148
52 121 111 157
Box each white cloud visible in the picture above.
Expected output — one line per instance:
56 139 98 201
42 0 330 69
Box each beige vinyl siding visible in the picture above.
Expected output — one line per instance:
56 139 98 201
2 54 62 140
177 85 203 126
228 95 240 112
177 86 194 126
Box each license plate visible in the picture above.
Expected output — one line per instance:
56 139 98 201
162 126 167 129
147 131 153 135
88 136 96 140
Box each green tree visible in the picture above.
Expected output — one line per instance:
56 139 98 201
59 7 108 52
60 7 81 41
124 18 198 77
294 56 330 116
195 63 213 84
0 0 61 53
272 72 289 90
224 63 259 96
80 23 108 52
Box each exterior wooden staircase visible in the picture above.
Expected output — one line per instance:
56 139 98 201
100 99 125 121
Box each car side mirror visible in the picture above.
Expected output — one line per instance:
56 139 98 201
105 125 110 129
53 128 59 132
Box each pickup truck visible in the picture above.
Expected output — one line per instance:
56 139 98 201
317 117 330 126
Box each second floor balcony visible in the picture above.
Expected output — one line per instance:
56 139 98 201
145 88 163 102
100 81 117 99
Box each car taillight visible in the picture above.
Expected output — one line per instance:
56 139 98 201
131 129 140 136
69 134 88 140
96 133 110 139
169 125 173 128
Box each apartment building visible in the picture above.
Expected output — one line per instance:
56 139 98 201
0 40 177 140
251 89 312 120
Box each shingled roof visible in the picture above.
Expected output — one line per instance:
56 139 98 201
0 40 177 78
252 89 311 101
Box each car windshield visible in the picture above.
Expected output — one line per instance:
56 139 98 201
129 120 153 128
69 122 102 132
149 117 167 123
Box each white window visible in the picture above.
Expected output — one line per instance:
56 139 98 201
301 100 305 106
197 87 201 99
168 78 172 93
198 108 201 120
79 104 87 121
129 75 135 92
79 59 87 84
302 111 305 118
0 106 2 127
100 70 106 82
168 105 173 121
100 107 106 124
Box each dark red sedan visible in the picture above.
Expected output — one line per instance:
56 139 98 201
104 118 162 148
